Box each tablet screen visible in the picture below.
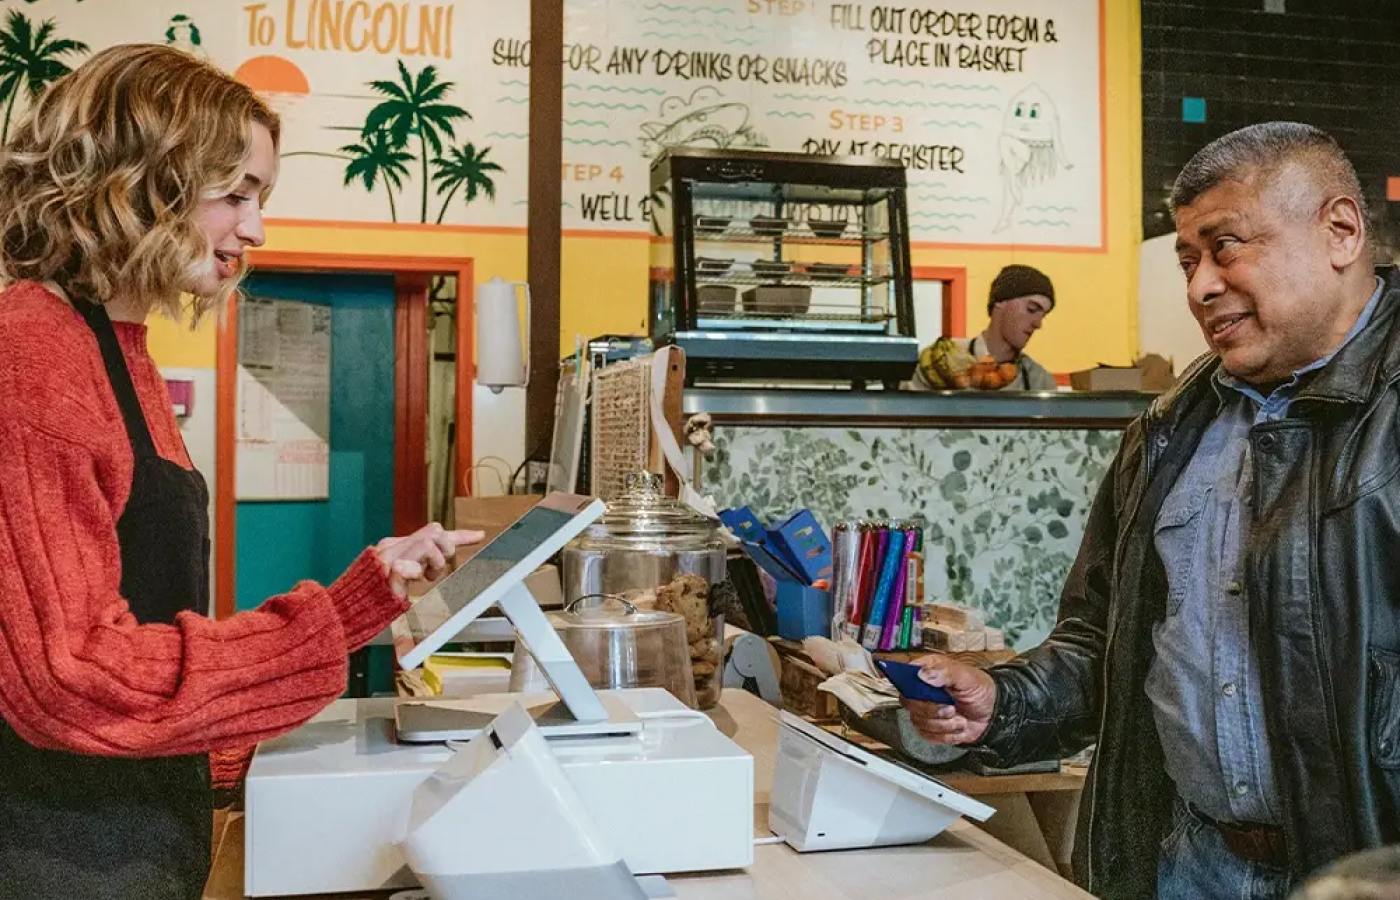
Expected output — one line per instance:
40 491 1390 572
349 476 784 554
393 493 603 668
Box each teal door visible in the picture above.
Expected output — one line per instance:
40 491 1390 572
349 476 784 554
234 272 397 615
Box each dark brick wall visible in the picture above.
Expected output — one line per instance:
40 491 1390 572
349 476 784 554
1141 0 1400 251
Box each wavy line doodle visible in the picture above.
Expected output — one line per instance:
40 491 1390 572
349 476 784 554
569 101 650 111
485 132 529 139
500 79 529 88
909 211 978 220
915 195 992 204
1026 204 1079 213
566 84 666 96
765 110 815 119
996 84 1074 232
922 120 982 129
644 3 735 13
774 93 850 102
1018 219 1072 227
918 101 999 110
864 79 1000 92
638 17 759 30
912 224 965 233
642 30 761 42
778 97 999 110
499 97 529 105
563 119 610 127
563 138 634 148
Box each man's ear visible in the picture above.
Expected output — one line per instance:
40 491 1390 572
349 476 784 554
1321 194 1366 270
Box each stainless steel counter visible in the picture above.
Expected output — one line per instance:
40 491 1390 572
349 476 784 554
684 388 1155 428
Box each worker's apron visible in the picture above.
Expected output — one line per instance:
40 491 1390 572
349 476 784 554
0 298 212 899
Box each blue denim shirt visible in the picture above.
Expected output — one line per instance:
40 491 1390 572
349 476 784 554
1145 278 1383 826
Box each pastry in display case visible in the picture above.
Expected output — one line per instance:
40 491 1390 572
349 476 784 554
648 148 919 389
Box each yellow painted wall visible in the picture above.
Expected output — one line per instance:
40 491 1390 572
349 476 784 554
146 311 218 369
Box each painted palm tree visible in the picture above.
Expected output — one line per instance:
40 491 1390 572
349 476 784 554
364 61 469 223
340 126 413 222
647 185 671 236
0 10 88 142
431 143 501 224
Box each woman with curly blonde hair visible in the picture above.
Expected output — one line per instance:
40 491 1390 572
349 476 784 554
0 44 482 899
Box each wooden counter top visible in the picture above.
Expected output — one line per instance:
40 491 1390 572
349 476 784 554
204 690 1091 900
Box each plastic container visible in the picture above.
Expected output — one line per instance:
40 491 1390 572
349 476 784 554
562 472 728 709
508 595 697 708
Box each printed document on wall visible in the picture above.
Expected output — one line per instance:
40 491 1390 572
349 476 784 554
235 297 332 500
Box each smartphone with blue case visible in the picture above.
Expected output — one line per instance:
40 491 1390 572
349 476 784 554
874 657 956 706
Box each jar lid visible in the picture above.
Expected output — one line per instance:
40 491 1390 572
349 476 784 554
576 472 720 546
550 595 685 632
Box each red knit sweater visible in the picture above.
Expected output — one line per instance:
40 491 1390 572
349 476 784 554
0 281 408 758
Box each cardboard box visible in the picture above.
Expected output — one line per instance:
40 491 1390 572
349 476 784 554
1069 353 1176 393
1069 366 1143 392
1137 353 1177 392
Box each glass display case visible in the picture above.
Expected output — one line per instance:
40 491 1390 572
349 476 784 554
649 148 918 388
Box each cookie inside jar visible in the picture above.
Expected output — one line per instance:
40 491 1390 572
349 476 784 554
562 472 730 709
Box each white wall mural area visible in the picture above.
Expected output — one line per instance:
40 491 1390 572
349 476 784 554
4 0 1103 247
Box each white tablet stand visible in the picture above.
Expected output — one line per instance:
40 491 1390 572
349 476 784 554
394 574 643 743
769 711 995 852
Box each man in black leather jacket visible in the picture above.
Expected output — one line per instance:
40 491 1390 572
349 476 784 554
908 122 1400 900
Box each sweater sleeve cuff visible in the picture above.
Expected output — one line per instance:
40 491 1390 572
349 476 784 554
325 549 409 651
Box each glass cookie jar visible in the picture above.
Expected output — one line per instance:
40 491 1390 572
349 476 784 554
562 472 727 709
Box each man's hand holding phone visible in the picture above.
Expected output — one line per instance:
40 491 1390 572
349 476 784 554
884 653 998 746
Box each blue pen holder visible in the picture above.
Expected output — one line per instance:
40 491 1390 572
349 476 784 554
776 583 832 641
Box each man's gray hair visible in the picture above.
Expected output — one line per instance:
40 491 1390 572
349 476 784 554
1170 122 1368 222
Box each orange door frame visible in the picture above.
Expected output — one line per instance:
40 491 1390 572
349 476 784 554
911 265 968 337
215 250 475 619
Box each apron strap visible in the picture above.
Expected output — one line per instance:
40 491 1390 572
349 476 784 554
73 299 159 460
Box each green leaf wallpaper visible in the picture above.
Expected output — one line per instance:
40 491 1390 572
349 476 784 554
702 426 1122 649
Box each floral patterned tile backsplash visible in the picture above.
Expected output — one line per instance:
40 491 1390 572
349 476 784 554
701 426 1123 650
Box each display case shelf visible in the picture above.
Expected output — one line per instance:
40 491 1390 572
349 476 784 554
699 305 895 325
693 227 889 245
697 272 892 289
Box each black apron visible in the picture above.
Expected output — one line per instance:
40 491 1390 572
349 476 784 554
0 299 213 899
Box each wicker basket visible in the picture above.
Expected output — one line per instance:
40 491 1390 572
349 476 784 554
777 653 839 722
